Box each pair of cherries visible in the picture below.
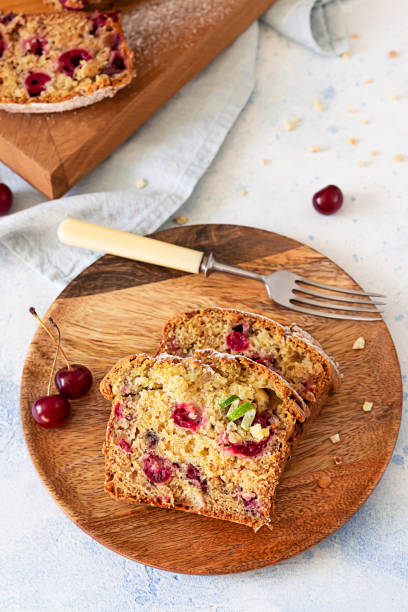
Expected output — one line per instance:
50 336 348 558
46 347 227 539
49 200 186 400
30 308 92 428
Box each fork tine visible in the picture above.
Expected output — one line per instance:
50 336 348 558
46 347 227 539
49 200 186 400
295 276 386 298
285 303 383 321
293 287 386 306
291 297 384 314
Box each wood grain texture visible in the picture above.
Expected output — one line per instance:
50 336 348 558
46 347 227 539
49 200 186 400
20 225 402 574
1 0 276 198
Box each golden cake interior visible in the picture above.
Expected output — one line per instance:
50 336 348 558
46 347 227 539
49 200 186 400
102 353 304 530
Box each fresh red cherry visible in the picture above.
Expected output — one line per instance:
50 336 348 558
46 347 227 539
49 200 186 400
32 394 71 428
312 185 343 215
0 183 13 215
55 364 93 399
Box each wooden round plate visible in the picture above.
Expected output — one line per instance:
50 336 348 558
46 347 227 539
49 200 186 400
20 225 402 574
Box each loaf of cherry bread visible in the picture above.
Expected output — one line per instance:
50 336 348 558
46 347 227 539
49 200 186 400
157 308 340 424
100 351 308 530
0 10 134 113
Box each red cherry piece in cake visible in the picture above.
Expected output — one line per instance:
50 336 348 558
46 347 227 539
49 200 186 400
24 72 51 97
171 403 203 430
228 435 271 457
186 463 208 492
167 337 180 351
242 492 258 509
232 321 251 335
24 36 47 57
55 364 93 399
226 331 249 352
253 410 271 428
312 185 343 215
186 463 201 481
58 49 92 77
250 353 275 368
142 453 173 483
0 34 6 59
114 402 123 420
32 394 71 429
0 12 16 25
106 52 126 75
0 184 13 215
88 13 108 36
119 438 133 453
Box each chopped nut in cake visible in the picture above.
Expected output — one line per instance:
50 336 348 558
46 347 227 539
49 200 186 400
352 337 365 350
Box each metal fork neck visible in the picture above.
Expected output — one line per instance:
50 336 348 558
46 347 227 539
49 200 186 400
200 252 264 283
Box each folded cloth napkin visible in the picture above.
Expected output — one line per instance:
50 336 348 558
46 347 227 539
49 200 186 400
263 0 348 56
0 0 347 288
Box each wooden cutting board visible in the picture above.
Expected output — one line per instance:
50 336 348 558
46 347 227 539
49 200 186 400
1 0 275 199
20 224 402 574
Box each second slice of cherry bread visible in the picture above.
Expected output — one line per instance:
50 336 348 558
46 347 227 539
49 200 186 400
0 10 134 112
157 308 340 423
100 351 308 530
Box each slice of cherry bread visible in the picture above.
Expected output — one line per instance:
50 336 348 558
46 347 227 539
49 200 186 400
100 351 307 531
158 308 340 422
0 10 134 113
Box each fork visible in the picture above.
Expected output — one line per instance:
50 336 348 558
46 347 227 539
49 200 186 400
58 219 386 321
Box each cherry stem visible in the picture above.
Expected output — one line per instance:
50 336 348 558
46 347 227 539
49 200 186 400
29 307 71 369
47 323 61 396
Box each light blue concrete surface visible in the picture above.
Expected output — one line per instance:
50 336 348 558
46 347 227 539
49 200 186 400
1 0 407 609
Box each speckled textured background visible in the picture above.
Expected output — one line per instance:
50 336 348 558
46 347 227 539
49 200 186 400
1 0 407 609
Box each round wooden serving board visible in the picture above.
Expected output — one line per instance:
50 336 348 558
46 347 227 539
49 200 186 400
20 225 402 574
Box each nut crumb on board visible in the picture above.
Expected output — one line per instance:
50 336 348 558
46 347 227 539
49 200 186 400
356 160 366 167
363 401 373 412
308 145 322 153
365 79 373 84
352 33 359 39
388 50 397 58
391 94 399 100
259 158 270 165
370 151 378 156
318 475 332 488
361 119 370 125
313 98 325 112
347 109 357 114
342 51 351 58
173 215 188 225
330 433 340 444
347 137 357 145
284 118 301 131
135 178 148 189
240 188 248 196
394 153 404 162
352 336 365 349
